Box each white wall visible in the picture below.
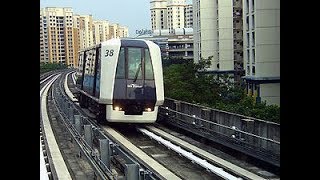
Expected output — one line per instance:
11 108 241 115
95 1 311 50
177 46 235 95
260 83 280 106
200 0 218 70
218 0 234 71
243 0 280 106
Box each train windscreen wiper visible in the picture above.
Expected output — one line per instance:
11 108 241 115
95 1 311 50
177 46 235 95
133 63 141 83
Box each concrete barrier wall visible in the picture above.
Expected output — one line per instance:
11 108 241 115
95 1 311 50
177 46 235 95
163 98 280 155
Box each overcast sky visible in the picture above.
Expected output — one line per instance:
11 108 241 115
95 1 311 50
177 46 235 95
40 0 192 38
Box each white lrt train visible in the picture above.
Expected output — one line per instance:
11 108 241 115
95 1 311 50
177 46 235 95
75 38 164 123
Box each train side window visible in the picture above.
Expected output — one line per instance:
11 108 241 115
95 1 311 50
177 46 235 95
84 51 91 75
95 47 101 97
128 48 142 80
144 49 154 80
90 49 96 76
115 47 125 79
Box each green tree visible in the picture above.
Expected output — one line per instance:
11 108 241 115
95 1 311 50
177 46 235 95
40 62 68 74
163 56 280 123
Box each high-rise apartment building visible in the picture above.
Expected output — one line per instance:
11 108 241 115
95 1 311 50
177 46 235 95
72 15 82 68
193 0 279 106
77 15 94 49
242 0 280 106
93 21 128 42
185 4 193 28
150 0 192 32
150 0 168 30
40 7 76 67
118 26 129 38
92 20 110 45
109 23 118 39
41 7 129 68
167 0 186 33
193 0 243 80
193 0 216 67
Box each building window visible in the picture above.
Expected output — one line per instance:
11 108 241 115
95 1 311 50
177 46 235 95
251 0 255 12
252 49 255 63
246 0 249 14
256 84 260 97
246 83 249 93
252 15 255 29
249 83 253 94
246 16 249 31
252 31 255 47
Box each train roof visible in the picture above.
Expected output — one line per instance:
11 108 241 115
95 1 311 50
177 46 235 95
79 38 155 52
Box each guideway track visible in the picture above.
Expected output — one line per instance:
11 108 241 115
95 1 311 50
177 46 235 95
144 126 266 180
50 71 178 179
40 74 72 180
102 126 182 180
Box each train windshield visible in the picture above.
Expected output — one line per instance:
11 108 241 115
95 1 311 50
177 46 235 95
116 48 125 79
144 49 154 80
115 47 154 80
128 48 142 80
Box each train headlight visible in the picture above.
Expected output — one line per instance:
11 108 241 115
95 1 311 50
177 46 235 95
145 107 152 112
114 106 123 111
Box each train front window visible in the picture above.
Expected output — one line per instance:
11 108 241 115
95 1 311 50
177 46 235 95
128 48 142 80
144 49 154 80
116 47 125 79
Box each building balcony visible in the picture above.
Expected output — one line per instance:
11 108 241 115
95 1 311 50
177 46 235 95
233 20 243 27
169 52 186 56
233 0 242 8
233 10 242 18
234 44 243 50
234 57 243 63
234 34 243 40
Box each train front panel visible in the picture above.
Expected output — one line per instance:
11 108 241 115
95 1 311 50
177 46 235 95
99 39 121 104
103 39 162 123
